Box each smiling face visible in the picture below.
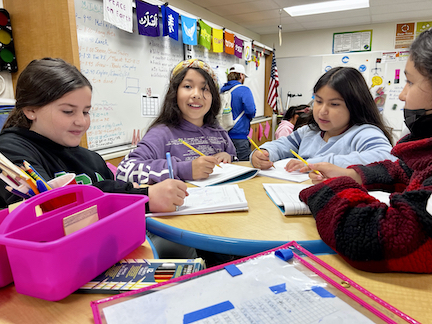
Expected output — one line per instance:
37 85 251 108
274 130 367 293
24 87 92 147
177 69 212 127
399 57 432 111
313 85 351 139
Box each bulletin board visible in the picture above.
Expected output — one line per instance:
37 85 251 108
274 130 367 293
188 45 266 117
75 0 184 153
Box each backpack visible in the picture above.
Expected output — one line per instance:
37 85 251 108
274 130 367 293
217 84 245 131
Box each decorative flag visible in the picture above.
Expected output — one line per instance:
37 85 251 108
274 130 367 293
161 5 179 40
264 120 270 138
248 128 253 139
199 20 212 50
181 15 197 45
267 51 279 113
225 31 235 55
136 1 160 37
212 28 223 53
244 41 252 61
258 123 263 141
234 36 243 59
103 0 132 33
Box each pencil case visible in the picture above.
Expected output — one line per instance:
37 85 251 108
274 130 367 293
0 184 149 300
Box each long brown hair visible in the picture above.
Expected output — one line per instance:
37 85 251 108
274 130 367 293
2 58 92 130
309 67 393 144
149 65 221 129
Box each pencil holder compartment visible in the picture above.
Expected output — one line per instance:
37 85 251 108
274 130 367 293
0 185 149 300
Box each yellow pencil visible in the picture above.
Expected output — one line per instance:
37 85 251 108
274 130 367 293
290 149 322 175
247 136 274 168
178 139 221 168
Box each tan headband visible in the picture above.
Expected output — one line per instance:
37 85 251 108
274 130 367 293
171 59 218 87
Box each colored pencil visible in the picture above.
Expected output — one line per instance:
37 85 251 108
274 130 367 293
23 161 52 190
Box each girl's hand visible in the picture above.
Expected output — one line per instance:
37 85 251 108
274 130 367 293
285 159 307 172
213 152 231 163
300 162 362 185
251 149 273 169
192 156 218 180
147 179 188 212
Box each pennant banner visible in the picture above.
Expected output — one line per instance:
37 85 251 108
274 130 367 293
212 28 223 53
103 0 132 33
136 1 160 37
182 15 197 45
244 41 252 61
225 31 235 55
234 36 243 59
199 20 212 50
162 6 179 41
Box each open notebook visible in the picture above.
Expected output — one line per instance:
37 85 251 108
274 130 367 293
258 158 310 183
147 184 248 217
187 163 259 187
263 183 391 216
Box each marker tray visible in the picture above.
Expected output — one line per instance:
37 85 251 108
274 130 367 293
0 184 148 301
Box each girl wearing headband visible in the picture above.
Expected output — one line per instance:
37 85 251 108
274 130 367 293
117 59 236 185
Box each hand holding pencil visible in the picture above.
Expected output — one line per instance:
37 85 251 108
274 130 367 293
248 137 274 169
178 139 221 180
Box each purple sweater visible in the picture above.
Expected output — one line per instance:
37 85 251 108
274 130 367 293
116 120 236 184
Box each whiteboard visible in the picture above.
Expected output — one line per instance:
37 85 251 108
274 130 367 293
75 0 184 152
189 45 266 117
277 56 322 109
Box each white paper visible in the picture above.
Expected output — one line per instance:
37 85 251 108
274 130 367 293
187 163 259 187
263 183 313 215
258 158 310 183
264 183 392 216
103 253 375 324
147 184 248 217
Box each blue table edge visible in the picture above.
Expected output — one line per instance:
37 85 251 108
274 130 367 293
146 218 335 256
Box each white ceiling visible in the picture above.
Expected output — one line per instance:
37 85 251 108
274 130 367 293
186 0 432 35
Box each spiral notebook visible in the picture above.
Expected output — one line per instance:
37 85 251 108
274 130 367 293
91 241 419 324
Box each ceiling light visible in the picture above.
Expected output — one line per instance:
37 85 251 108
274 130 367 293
284 0 369 17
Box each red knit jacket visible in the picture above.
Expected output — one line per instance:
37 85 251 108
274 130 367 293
299 134 432 273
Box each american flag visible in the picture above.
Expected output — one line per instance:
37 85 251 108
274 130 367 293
267 51 279 113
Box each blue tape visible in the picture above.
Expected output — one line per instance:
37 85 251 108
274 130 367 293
269 283 286 294
183 300 234 323
275 249 294 261
311 286 335 298
224 264 242 277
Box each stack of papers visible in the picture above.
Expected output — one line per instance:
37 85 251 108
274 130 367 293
264 183 391 216
147 184 248 217
258 158 310 183
187 163 259 187
263 183 313 215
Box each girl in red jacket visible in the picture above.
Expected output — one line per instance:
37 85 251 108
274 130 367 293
299 29 432 273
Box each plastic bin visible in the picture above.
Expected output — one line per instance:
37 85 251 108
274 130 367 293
0 185 148 301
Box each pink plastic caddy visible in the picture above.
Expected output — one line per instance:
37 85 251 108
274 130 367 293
0 185 148 301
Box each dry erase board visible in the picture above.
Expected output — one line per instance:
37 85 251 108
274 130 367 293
188 45 266 117
75 0 184 153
